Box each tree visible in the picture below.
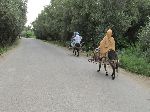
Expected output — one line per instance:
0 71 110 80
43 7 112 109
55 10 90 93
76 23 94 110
32 0 150 50
0 0 27 47
138 17 150 62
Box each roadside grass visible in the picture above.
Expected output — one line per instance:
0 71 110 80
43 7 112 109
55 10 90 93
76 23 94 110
119 48 150 77
0 39 20 55
45 40 67 47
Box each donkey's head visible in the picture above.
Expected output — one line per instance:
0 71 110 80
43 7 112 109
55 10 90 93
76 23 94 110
88 48 100 63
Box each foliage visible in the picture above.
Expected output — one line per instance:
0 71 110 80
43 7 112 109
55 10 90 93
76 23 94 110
33 0 150 76
0 38 19 55
119 47 150 76
125 0 150 44
138 17 150 62
0 0 27 47
33 0 150 49
21 26 35 38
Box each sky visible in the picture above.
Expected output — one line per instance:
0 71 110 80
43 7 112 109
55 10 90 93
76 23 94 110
25 0 51 26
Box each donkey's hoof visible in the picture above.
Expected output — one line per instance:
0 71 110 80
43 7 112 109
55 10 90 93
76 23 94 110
112 76 115 80
97 70 100 72
106 72 108 76
111 73 115 80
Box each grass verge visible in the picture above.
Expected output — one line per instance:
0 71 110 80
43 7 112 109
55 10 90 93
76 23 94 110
119 48 150 77
0 39 20 55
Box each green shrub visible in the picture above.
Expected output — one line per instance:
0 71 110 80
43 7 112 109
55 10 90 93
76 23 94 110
26 30 34 38
119 47 150 76
138 17 150 62
0 0 27 47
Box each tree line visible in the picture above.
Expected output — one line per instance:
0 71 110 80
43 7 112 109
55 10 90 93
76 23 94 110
0 0 27 47
33 0 149 50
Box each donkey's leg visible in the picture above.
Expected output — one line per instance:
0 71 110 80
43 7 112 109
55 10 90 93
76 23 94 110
74 48 77 56
73 48 75 53
104 63 108 76
112 67 115 80
97 62 101 72
77 48 79 57
109 61 115 80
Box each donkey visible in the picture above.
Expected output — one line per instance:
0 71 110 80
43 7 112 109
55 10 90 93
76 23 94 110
88 49 119 80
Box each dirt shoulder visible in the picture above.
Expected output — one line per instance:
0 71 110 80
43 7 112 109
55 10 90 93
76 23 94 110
119 68 150 90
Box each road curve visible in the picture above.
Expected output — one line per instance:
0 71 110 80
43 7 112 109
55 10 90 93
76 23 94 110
0 38 149 112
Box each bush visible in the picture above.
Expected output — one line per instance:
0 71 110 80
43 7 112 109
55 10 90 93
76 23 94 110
119 47 150 76
26 30 34 38
138 17 150 62
0 0 27 47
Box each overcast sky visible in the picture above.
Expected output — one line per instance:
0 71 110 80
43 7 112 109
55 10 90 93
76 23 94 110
26 0 51 26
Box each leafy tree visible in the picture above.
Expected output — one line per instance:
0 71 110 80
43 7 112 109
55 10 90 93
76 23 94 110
21 26 35 38
0 0 27 47
138 17 150 62
32 0 150 50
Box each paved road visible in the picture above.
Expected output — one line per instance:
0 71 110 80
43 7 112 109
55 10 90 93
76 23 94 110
0 38 149 112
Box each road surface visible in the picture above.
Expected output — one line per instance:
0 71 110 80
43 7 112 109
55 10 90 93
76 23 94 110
0 38 149 112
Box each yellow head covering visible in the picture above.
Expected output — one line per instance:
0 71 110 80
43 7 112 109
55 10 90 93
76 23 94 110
106 29 112 38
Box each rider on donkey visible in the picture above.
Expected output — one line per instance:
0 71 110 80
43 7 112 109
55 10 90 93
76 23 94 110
70 32 76 48
72 32 82 55
88 28 118 80
73 32 82 47
98 28 115 60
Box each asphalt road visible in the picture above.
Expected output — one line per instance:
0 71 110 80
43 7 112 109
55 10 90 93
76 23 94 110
0 38 149 112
